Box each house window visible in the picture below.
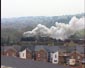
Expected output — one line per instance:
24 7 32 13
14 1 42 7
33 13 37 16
7 53 9 56
54 60 57 62
38 54 40 57
27 53 31 57
55 55 57 58
23 53 24 57
71 56 74 59
12 53 15 56
77 56 80 59
43 54 46 58
28 53 30 56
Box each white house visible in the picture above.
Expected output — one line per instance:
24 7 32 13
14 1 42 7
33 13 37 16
19 49 26 59
51 51 59 64
19 48 32 59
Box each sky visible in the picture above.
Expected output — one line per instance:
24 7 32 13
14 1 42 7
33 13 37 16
1 0 85 18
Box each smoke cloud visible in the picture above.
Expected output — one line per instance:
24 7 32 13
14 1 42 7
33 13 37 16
23 16 85 40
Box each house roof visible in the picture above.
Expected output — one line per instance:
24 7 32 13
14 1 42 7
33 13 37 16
76 45 85 54
59 45 85 54
19 45 35 52
69 51 83 57
1 55 70 68
1 45 35 52
1 45 84 54
20 48 32 52
67 45 84 54
1 45 21 52
35 45 59 52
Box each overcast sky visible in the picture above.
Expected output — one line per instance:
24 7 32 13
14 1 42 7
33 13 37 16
1 0 84 18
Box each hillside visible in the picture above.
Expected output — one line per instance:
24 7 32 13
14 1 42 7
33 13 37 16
1 13 85 45
70 29 85 39
1 13 85 30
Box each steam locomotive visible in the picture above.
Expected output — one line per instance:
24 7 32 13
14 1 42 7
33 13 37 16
20 36 85 45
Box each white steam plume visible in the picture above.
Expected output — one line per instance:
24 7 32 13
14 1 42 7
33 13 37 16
23 24 50 37
23 16 85 40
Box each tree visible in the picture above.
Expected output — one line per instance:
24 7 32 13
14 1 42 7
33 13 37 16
64 42 69 53
6 36 10 45
68 41 77 46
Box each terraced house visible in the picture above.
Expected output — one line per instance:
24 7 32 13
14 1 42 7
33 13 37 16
1 44 85 66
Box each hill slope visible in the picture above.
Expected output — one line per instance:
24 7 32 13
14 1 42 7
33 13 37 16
1 13 85 44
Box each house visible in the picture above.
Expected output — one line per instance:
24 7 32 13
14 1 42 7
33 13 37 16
69 51 83 65
4 48 17 57
73 45 85 64
35 45 60 64
58 46 70 64
35 46 48 62
1 44 84 66
1 45 21 57
19 48 32 59
1 46 4 55
34 45 67 64
51 51 59 64
58 45 85 65
1 45 35 59
58 51 66 64
48 46 59 64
